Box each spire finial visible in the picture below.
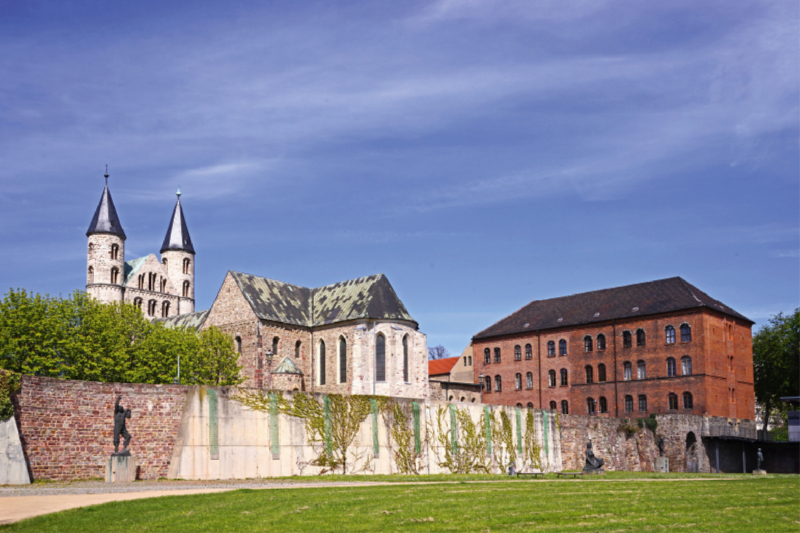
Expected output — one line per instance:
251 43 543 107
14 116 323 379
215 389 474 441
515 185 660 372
176 186 181 198
104 164 109 185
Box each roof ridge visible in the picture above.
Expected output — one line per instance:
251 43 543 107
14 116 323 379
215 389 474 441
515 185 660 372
312 273 386 291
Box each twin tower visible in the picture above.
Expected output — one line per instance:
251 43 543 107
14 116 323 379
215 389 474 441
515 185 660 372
86 174 196 318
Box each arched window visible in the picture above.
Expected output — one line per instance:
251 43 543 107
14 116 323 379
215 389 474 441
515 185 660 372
161 301 170 318
516 403 523 408
526 402 533 408
182 281 190 298
561 400 569 414
636 329 646 347
624 395 634 412
681 356 692 375
559 339 567 356
295 340 301 358
587 397 596 414
668 393 679 410
484 348 491 364
560 368 568 386
148 273 155 291
547 341 555 356
272 337 279 358
549 401 557 410
468 356 472 366
667 357 676 377
680 324 692 342
376 334 386 382
548 370 556 387
183 258 190 274
597 363 606 383
160 278 167 292
463 357 467 366
585 365 593 384
729 356 734 371
599 396 607 413
514 345 521 361
584 335 593 352
494 348 501 363
623 361 632 380
88 243 94 257
525 344 532 360
683 392 693 409
133 297 142 310
665 325 676 345
402 335 409 383
597 334 606 351
637 360 646 380
484 375 492 392
110 267 119 284
515 373 522 390
235 336 242 354
162 258 168 272
110 244 119 260
622 331 632 348
526 372 533 389
87 266 94 284
147 300 157 316
319 340 326 385
494 375 502 392
339 336 347 384
639 395 647 412
138 274 144 289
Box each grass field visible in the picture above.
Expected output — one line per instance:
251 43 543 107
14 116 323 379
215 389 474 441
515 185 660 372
2 474 798 532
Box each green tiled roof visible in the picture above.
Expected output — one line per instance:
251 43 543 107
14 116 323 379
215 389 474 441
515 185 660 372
273 357 303 375
229 271 415 328
159 309 210 331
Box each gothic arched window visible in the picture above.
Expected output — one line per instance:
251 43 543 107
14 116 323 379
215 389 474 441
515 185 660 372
402 335 409 383
376 334 386 382
319 340 326 385
339 336 347 384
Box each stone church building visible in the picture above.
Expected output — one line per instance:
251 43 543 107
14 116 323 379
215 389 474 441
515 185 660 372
85 178 429 399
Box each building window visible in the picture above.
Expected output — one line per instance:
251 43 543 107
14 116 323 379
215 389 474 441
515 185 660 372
526 402 533 408
561 400 569 414
376 334 386 382
161 301 170 318
548 370 556 387
637 360 646 380
525 344 532 360
550 401 557 410
729 356 734 371
162 258 168 272
494 348 501 363
639 395 647 412
133 297 142 310
547 341 555 356
587 397 596 415
622 331 632 348
295 340 301 358
514 345 521 361
584 336 593 352
667 357 676 377
183 258 190 274
597 363 606 383
110 244 119 260
484 348 491 364
668 393 679 410
599 396 608 413
138 275 144 289
403 335 409 383
87 266 94 284
494 375 502 392
182 281 190 297
683 392 693 409
319 340 326 385
468 356 472 366
515 373 522 390
235 336 242 354
585 365 593 384
484 376 491 392
560 368 568 386
559 339 567 356
665 325 676 345
624 395 634 413
147 300 157 316
160 278 167 292
463 357 468 367
680 324 692 342
88 243 94 257
597 334 606 351
623 361 632 381
271 337 279 358
148 273 155 291
526 372 533 389
636 329 646 347
339 337 347 384
682 356 692 376
110 267 119 284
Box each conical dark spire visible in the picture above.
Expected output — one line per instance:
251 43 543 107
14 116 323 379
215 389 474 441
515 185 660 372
160 189 195 254
86 173 126 239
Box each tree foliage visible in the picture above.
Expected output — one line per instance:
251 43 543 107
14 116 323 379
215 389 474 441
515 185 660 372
0 288 242 386
753 309 800 433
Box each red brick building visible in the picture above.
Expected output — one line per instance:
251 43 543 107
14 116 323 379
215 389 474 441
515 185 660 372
472 277 755 420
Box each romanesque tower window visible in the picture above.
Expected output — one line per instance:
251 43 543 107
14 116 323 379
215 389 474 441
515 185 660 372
339 336 347 384
623 361 632 380
138 275 144 289
526 372 533 389
639 395 647 412
547 341 555 356
272 337 279 358
376 334 386 382
585 365 593 384
597 334 606 351
515 373 522 390
597 363 606 382
162 258 168 272
637 360 646 380
586 397 596 415
665 325 676 344
683 392 693 409
147 300 157 316
561 400 569 414
548 370 556 387
319 340 326 385
183 258 191 274
494 347 501 363
88 243 94 257
133 297 142 310
680 324 692 342
636 329 646 347
559 339 567 356
550 401 557 410
295 340 301 358
183 281 190 297
514 345 521 361
148 273 155 291
161 301 170 317
494 375 502 392
599 396 608 413
624 395 634 413
88 266 94 284
110 267 119 284
525 344 532 360
584 336 593 352
622 331 632 348
160 278 167 292
110 244 119 260
682 356 692 375
667 357 676 377
668 393 679 410
484 348 491 364
402 335 409 383
235 336 242 354
560 368 568 386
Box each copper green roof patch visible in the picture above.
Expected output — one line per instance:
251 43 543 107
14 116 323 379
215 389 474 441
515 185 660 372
123 256 150 286
273 357 303 375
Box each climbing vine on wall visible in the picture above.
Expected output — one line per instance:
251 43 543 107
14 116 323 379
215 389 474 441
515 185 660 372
522 410 544 472
431 405 491 474
0 369 20 421
490 410 516 472
382 400 425 474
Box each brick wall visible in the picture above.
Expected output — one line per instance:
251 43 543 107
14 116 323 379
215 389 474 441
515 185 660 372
14 376 189 481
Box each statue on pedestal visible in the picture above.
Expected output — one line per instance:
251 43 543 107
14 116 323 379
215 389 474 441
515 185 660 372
112 395 132 456
757 448 763 471
583 441 605 473
657 436 665 457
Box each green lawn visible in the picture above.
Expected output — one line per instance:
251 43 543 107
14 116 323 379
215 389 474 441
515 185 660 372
3 475 798 532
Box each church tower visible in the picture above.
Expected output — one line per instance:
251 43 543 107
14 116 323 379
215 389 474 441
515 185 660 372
86 171 126 303
160 189 195 314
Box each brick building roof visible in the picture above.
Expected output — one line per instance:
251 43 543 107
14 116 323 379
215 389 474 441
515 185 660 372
229 271 416 328
474 277 751 340
428 356 460 377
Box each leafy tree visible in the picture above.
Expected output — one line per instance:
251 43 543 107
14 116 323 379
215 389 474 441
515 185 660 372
753 309 800 433
181 327 244 386
428 345 451 360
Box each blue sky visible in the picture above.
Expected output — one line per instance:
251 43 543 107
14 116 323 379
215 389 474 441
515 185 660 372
1 0 797 355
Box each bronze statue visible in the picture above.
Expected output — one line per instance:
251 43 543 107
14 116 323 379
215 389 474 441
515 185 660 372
583 440 605 473
657 436 665 457
757 448 763 471
113 395 132 456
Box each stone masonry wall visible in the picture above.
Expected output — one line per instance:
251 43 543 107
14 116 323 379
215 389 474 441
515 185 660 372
14 376 189 481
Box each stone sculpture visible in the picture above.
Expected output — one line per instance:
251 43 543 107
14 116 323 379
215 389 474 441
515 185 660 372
657 436 665 457
757 448 763 470
112 395 132 456
583 441 605 473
